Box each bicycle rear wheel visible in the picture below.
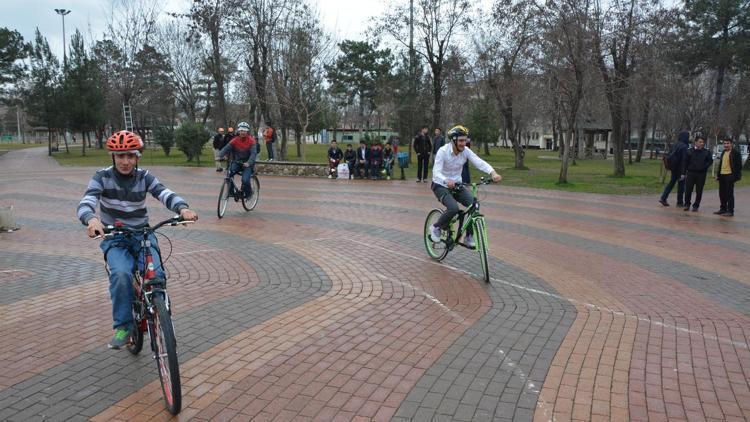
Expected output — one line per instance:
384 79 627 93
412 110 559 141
150 294 181 415
217 179 230 219
241 175 260 211
424 209 449 261
474 217 490 283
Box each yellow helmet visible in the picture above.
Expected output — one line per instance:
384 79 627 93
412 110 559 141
447 125 469 141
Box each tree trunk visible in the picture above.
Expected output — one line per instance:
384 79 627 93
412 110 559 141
280 127 288 161
612 111 625 176
431 66 442 131
558 129 572 184
295 130 301 157
210 29 227 128
636 100 649 162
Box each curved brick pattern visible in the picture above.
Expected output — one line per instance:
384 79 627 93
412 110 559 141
2 147 750 422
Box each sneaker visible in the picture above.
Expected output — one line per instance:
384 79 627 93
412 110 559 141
387 176 391 180
691 206 699 212
658 199 669 206
417 179 422 183
430 225 442 242
327 175 332 179
216 168 223 172
724 212 734 217
464 234 475 248
108 326 130 349
676 202 684 207
422 179 428 183
713 209 727 215
683 204 691 211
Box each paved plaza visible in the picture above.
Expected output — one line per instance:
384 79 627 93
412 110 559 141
1 147 749 421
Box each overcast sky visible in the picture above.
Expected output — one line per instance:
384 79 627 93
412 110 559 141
0 0 387 60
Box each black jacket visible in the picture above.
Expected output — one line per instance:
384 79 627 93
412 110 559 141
344 149 356 164
432 135 445 155
328 147 343 161
356 146 370 163
413 133 432 155
718 148 742 181
681 147 712 174
212 133 226 150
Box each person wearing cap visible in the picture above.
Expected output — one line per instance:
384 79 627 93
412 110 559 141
218 122 258 198
76 130 198 349
714 137 742 217
213 127 227 172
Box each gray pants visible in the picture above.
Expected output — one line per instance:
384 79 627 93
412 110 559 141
431 182 475 235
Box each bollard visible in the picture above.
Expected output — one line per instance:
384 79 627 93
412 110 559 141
0 205 19 232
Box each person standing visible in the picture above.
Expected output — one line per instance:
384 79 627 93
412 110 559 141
681 135 712 211
413 126 432 182
224 127 235 146
714 137 742 217
659 131 690 206
264 122 276 161
432 128 445 157
213 127 226 172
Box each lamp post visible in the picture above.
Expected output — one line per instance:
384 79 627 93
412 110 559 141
54 8 71 68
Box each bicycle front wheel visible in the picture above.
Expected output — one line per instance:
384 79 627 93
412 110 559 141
150 294 181 415
241 175 260 211
474 217 490 283
217 179 230 219
127 304 144 355
424 209 449 261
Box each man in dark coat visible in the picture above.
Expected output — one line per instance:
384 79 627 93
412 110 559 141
681 135 712 211
413 126 432 182
213 127 226 171
659 131 690 206
356 141 370 179
714 137 743 217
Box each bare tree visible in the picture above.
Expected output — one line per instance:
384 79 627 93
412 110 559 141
538 0 591 184
380 0 471 130
475 0 538 169
273 4 335 161
182 0 241 129
156 21 206 122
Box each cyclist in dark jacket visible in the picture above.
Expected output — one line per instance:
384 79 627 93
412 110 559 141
681 135 712 211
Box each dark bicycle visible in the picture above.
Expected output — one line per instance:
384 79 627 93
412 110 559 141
217 160 260 218
101 216 192 415
423 178 493 282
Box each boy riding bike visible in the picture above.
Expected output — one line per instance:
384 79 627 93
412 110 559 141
429 125 501 247
76 130 198 349
218 121 258 198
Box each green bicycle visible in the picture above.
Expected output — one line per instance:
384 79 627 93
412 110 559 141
423 178 493 282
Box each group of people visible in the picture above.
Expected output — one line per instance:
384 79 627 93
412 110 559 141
659 131 742 216
327 140 398 180
212 122 277 172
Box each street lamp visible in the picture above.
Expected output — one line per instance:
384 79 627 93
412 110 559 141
54 8 71 68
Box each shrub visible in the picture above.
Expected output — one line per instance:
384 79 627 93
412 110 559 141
175 122 209 164
153 126 175 156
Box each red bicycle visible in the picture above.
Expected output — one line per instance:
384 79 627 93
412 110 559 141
102 216 191 415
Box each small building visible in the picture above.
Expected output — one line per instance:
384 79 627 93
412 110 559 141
322 128 400 146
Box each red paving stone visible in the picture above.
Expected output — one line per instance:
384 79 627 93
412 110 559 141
1 147 749 421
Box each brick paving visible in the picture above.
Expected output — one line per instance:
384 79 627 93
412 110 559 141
1 147 750 421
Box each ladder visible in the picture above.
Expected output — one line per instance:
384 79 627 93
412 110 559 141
122 104 134 131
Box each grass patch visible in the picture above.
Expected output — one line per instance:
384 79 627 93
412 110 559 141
0 142 49 151
49 142 735 195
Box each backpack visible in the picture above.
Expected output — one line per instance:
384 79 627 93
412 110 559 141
664 143 682 170
264 127 274 142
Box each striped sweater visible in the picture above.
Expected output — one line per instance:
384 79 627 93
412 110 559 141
77 167 189 228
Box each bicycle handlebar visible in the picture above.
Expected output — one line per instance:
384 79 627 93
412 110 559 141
99 216 194 239
452 177 494 191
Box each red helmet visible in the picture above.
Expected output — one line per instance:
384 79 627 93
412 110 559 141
106 130 143 154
